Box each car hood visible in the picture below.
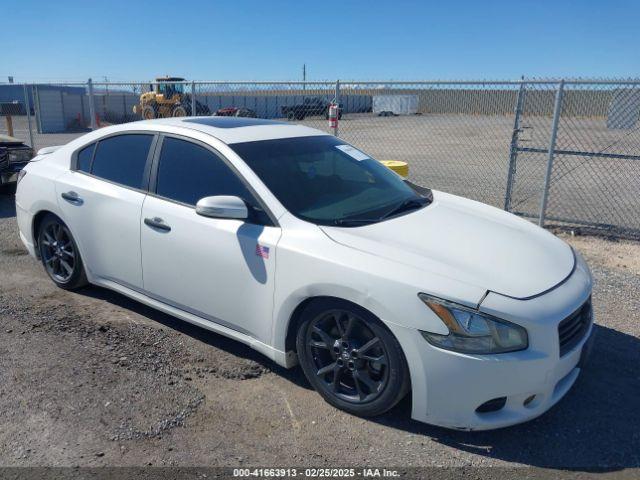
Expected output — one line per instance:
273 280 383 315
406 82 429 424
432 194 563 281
320 190 575 300
0 133 24 145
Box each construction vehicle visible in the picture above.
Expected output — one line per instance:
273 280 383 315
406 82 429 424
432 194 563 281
133 77 210 119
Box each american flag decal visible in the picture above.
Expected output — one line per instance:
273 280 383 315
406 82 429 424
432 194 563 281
255 244 270 259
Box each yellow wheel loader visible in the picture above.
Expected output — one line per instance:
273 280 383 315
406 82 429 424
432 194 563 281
133 77 209 119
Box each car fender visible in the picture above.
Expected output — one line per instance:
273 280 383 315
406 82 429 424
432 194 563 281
272 282 390 352
16 161 61 225
270 220 487 353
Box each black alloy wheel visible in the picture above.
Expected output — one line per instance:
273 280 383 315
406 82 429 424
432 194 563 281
38 214 88 290
296 299 410 417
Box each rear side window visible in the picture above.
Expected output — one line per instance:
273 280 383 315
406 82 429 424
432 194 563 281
76 143 95 172
155 137 253 206
91 134 153 189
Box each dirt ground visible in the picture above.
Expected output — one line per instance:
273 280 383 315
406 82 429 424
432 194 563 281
0 189 639 472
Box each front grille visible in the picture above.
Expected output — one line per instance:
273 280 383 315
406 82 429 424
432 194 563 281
558 297 592 356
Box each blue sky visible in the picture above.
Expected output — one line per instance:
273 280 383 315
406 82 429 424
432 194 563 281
2 0 638 82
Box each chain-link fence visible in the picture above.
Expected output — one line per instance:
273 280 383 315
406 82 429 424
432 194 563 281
1 79 638 238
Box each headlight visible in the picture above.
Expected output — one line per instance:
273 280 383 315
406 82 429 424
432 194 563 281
418 293 528 354
8 149 32 164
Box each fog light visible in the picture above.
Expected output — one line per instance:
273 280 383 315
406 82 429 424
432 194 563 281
523 395 536 407
475 397 507 413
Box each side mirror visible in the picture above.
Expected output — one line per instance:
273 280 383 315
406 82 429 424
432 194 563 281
196 195 248 220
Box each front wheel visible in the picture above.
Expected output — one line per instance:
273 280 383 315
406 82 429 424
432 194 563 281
38 214 88 290
172 105 188 117
296 299 410 417
141 105 156 120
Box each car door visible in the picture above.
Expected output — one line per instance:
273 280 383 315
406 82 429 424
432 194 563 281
140 134 281 344
55 133 157 289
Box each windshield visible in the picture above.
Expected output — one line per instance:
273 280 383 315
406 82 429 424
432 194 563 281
230 136 426 226
158 83 185 95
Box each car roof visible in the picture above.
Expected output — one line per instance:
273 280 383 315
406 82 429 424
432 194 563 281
135 116 328 144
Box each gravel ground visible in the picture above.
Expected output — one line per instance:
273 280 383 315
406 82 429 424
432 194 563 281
0 188 639 473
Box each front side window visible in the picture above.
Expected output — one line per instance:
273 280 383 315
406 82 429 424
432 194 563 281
91 134 153 189
230 136 426 226
155 137 262 214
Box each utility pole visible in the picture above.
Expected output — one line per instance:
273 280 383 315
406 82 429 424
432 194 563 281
303 64 306 91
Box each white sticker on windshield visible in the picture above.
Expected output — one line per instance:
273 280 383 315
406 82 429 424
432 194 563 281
335 144 370 161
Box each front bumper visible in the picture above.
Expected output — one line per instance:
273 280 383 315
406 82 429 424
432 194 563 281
1 171 18 184
1 162 28 184
388 252 593 431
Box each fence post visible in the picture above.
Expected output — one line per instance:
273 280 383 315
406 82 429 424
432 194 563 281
504 81 526 211
538 79 565 227
88 78 97 130
191 81 196 116
23 84 35 149
4 115 13 137
33 85 42 134
334 79 340 137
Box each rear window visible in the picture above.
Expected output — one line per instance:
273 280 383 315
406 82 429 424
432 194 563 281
76 143 95 172
91 134 153 189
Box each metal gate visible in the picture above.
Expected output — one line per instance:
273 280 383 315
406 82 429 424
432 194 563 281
504 80 640 238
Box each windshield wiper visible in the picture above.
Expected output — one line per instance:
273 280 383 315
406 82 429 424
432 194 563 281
332 218 378 227
331 197 429 227
379 197 429 221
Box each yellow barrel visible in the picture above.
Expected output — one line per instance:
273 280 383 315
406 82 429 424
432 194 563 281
380 160 409 178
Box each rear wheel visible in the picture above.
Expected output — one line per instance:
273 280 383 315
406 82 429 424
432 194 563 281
287 110 296 121
296 299 410 417
37 214 88 290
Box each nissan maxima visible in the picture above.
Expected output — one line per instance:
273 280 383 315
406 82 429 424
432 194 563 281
15 117 594 430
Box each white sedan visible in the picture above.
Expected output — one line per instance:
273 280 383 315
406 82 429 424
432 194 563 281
15 117 594 430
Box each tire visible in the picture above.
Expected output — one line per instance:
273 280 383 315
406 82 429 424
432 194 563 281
141 105 156 120
287 110 296 121
37 214 88 290
172 105 188 117
296 298 410 417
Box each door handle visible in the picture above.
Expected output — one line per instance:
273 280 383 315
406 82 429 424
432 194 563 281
144 217 171 232
61 191 83 205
